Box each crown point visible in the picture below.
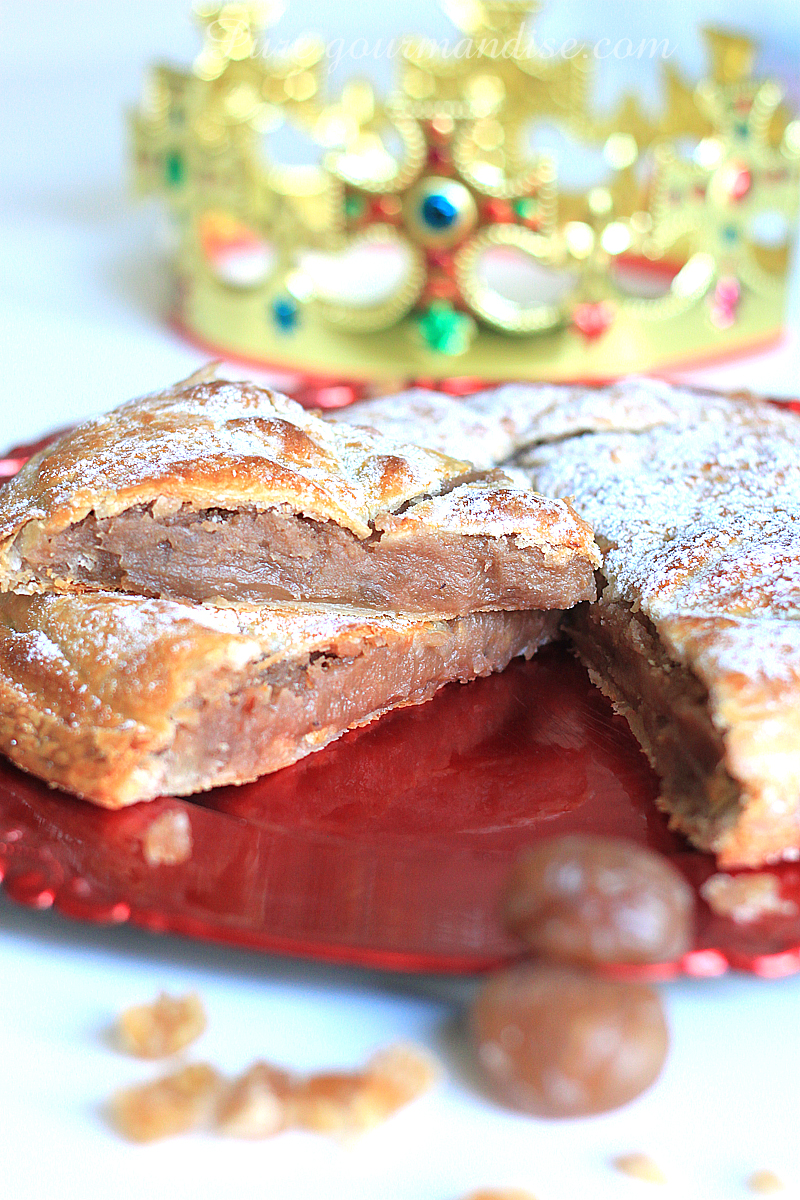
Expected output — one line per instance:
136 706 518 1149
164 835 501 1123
703 27 756 86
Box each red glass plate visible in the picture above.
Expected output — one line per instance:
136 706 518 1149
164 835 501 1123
1 438 799 978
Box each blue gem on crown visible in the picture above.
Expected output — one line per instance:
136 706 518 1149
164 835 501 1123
421 193 458 230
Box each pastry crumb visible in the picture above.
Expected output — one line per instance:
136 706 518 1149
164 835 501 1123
748 1170 786 1194
612 1153 667 1184
142 808 193 866
116 991 206 1059
108 1024 437 1142
366 1043 439 1109
216 1062 294 1138
700 873 798 924
109 1063 221 1142
289 1043 438 1135
460 1191 539 1200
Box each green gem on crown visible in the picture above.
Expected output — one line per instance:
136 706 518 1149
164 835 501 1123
418 301 476 355
514 198 538 220
165 151 185 187
344 194 365 219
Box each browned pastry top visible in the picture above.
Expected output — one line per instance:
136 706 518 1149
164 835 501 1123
0 370 475 546
516 384 800 650
346 378 800 662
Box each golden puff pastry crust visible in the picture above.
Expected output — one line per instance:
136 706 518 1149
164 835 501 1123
0 591 557 807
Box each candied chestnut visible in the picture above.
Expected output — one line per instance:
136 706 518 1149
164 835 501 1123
470 961 669 1118
503 835 694 966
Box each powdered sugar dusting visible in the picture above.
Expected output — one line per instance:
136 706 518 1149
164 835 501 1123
354 378 800 690
516 385 800 687
0 378 472 546
336 379 679 469
388 478 599 565
0 592 470 736
7 592 447 677
668 616 800 693
225 601 454 661
17 628 66 670
0 375 605 596
61 595 247 667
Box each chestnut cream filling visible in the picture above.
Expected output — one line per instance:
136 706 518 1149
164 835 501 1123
153 609 558 798
14 503 593 612
566 591 743 844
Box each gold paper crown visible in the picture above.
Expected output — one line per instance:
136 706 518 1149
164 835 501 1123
131 0 800 385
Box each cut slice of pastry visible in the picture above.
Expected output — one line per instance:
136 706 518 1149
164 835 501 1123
0 371 598 613
343 379 800 869
0 592 557 808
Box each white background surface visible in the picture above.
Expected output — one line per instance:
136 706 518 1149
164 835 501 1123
1 3 799 1197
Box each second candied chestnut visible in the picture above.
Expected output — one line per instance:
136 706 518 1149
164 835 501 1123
503 835 694 966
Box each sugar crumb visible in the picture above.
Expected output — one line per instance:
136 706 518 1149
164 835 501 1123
109 1063 221 1142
